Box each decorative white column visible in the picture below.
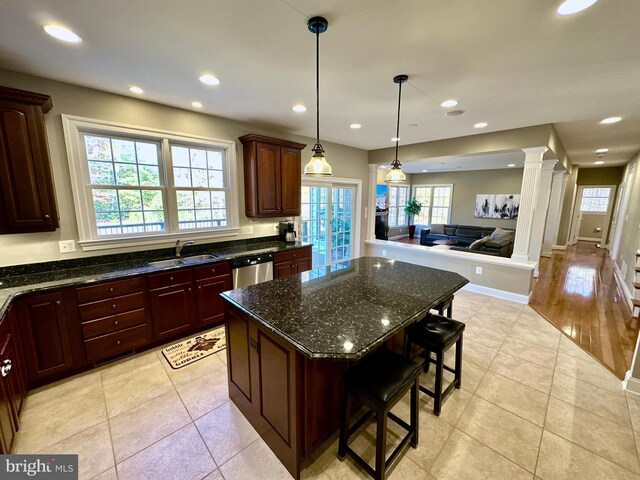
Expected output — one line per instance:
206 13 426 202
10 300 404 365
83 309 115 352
511 147 548 264
366 164 378 241
541 171 569 257
528 159 557 276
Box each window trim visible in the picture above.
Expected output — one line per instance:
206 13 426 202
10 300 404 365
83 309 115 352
411 183 454 225
578 185 614 216
62 115 239 251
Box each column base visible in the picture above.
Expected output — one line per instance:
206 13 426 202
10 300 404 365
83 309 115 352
511 253 530 264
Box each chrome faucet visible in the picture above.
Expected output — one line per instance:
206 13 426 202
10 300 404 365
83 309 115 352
175 239 195 257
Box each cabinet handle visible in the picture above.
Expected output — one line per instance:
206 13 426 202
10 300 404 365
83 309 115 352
188 288 192 292
114 320 119 326
109 287 115 293
293 253 296 257
112 304 117 309
44 214 50 219
211 268 216 274
56 300 61 305
170 276 174 281
198 286 202 290
1 359 11 377
116 340 121 346
249 337 259 353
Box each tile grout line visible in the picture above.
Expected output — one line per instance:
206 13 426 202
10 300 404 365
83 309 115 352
532 338 559 477
624 394 640 468
100 369 120 480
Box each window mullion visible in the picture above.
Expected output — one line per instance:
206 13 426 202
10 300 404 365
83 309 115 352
162 138 178 233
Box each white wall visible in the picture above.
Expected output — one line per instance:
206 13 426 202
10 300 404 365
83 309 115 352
0 69 370 267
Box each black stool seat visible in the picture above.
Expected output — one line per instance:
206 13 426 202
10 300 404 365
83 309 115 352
344 349 423 405
405 314 465 416
406 315 465 349
339 349 421 480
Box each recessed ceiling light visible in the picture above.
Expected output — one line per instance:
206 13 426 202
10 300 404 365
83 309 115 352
191 101 203 108
600 116 621 124
408 123 418 127
440 99 458 108
42 24 82 43
199 74 220 86
446 110 465 116
292 104 307 113
595 148 609 154
129 86 143 94
594 160 605 165
350 123 362 129
391 137 400 142
421 169 428 173
474 122 488 129
508 164 516 167
557 0 599 15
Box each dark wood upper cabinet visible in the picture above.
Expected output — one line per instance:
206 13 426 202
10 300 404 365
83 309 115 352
239 134 305 218
0 86 58 234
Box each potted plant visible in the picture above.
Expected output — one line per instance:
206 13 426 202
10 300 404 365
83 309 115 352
404 197 422 240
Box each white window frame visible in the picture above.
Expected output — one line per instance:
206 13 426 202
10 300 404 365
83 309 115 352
297 176 362 261
62 115 239 251
411 184 454 225
387 185 409 228
579 186 614 216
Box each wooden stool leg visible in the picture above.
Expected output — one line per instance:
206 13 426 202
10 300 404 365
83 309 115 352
455 335 463 389
410 378 419 448
338 388 351 460
403 334 412 359
447 302 453 319
375 409 388 480
422 350 431 374
434 350 444 416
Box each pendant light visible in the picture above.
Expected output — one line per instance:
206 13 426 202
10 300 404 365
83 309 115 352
304 16 332 177
385 74 408 183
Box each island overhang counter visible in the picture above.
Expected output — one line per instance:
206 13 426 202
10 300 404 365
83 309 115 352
220 256 468 478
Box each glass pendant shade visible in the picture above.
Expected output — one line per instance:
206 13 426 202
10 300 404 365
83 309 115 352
385 161 406 183
304 146 332 176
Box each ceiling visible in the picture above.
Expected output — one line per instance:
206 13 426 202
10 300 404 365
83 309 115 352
1 0 639 168
395 151 526 174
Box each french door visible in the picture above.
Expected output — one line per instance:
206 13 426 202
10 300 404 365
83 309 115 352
300 184 355 269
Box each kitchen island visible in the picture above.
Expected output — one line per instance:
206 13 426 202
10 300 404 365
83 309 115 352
220 256 468 478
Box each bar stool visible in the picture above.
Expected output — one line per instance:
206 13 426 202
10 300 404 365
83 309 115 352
338 349 422 480
404 313 465 416
433 295 453 318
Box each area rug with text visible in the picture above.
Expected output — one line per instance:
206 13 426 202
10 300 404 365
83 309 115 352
161 326 226 369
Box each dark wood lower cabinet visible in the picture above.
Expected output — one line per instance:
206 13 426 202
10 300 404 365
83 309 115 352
196 275 232 326
225 302 347 479
273 246 313 279
149 283 196 340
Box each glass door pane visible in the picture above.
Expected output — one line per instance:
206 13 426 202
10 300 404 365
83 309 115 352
301 186 329 268
331 186 354 263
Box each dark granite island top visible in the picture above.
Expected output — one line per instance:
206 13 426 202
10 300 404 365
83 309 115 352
221 256 469 360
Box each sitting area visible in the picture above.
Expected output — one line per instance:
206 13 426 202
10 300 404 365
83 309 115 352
420 224 515 257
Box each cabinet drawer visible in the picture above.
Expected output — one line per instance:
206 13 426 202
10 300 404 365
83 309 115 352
76 277 144 304
147 269 193 290
79 292 145 321
273 246 311 264
84 324 149 362
194 261 231 280
81 308 146 340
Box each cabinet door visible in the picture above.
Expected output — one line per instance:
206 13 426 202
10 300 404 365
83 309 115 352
226 308 252 402
0 102 57 233
0 333 24 432
280 147 301 216
150 285 196 340
18 292 74 381
294 256 312 274
274 261 294 279
6 306 26 417
255 142 281 215
0 378 14 454
196 274 232 326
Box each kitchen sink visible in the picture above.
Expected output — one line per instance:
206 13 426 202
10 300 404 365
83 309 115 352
180 254 218 264
148 259 184 268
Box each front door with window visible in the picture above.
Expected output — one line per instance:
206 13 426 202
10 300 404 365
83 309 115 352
300 184 355 269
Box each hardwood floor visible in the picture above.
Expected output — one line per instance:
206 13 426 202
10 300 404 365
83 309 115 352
530 241 638 379
391 236 420 245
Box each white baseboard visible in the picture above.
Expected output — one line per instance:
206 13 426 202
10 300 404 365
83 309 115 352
623 370 640 395
613 262 634 312
462 283 530 305
552 245 566 251
577 236 602 242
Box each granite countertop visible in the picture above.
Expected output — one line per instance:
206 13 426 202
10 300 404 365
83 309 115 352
0 240 311 317
221 256 469 360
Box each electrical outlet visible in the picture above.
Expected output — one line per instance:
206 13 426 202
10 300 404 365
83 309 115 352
59 240 76 253
240 226 253 235
382 250 387 256
475 266 483 275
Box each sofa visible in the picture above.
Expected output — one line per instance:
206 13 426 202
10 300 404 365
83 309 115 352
419 224 515 257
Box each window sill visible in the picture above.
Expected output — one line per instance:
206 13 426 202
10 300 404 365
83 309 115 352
78 228 240 252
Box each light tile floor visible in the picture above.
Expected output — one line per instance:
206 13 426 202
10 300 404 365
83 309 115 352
14 290 640 479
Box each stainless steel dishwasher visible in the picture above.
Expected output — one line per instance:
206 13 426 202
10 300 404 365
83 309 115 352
231 253 274 289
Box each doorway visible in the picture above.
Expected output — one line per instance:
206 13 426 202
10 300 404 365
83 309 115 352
569 185 615 246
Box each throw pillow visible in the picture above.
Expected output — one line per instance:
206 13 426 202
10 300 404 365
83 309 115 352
490 227 514 241
430 224 445 234
469 235 491 250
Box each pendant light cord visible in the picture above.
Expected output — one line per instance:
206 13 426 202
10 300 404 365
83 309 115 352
316 29 320 146
394 81 402 161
